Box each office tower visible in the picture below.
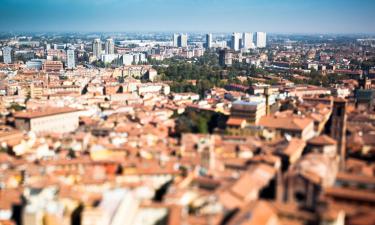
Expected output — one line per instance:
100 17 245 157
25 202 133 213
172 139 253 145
219 49 233 67
231 32 241 51
177 33 188 48
92 38 102 59
105 38 115 55
242 32 254 49
66 48 76 69
2 46 13 64
172 33 179 47
330 98 347 170
206 33 212 49
255 32 267 48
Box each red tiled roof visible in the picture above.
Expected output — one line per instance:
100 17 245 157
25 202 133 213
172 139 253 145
14 107 81 119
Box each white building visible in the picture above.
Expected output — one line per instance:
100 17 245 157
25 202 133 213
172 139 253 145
242 32 254 50
172 33 179 47
255 32 267 48
212 40 227 48
206 33 212 49
231 32 241 51
66 48 76 69
92 38 102 59
122 54 134 66
105 38 115 55
2 46 13 64
26 59 45 70
101 54 119 64
14 107 81 134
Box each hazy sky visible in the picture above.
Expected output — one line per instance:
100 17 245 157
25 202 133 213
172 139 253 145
1 0 374 33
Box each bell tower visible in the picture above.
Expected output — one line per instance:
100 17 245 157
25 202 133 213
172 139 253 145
330 98 347 170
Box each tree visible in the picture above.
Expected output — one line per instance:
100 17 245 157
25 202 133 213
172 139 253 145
197 117 208 134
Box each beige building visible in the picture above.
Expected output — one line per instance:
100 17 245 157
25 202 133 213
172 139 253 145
230 100 266 124
14 107 81 133
258 114 315 140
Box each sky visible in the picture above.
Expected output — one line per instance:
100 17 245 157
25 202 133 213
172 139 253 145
0 0 375 33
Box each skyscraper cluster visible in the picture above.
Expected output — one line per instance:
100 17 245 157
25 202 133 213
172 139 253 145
228 32 267 51
92 38 115 59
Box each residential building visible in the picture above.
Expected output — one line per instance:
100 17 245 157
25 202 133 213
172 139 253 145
255 32 267 48
14 107 81 133
242 32 254 49
177 33 188 48
105 38 115 55
66 48 76 69
219 49 233 67
2 46 13 64
26 59 45 70
43 60 63 72
230 100 266 124
231 32 241 51
172 33 179 47
93 38 102 59
258 114 315 140
206 33 212 49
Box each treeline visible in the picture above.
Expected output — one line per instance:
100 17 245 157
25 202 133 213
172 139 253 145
153 52 267 95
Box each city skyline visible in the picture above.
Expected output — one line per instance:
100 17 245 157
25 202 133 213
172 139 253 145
1 0 375 34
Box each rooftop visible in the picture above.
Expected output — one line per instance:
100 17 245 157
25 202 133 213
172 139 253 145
14 107 81 119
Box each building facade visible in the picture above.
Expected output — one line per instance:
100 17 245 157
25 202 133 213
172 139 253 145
177 34 188 48
14 108 81 133
92 38 102 59
66 48 76 69
255 32 267 48
242 32 254 50
172 33 179 47
231 32 241 51
219 49 233 67
2 46 13 64
206 33 212 49
105 38 115 55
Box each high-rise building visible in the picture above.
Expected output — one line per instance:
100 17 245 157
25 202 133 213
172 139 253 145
219 49 233 67
66 48 76 69
231 33 241 51
2 46 13 64
206 33 212 49
172 33 179 47
105 38 115 55
242 32 254 49
255 32 267 48
92 38 102 59
177 33 188 48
